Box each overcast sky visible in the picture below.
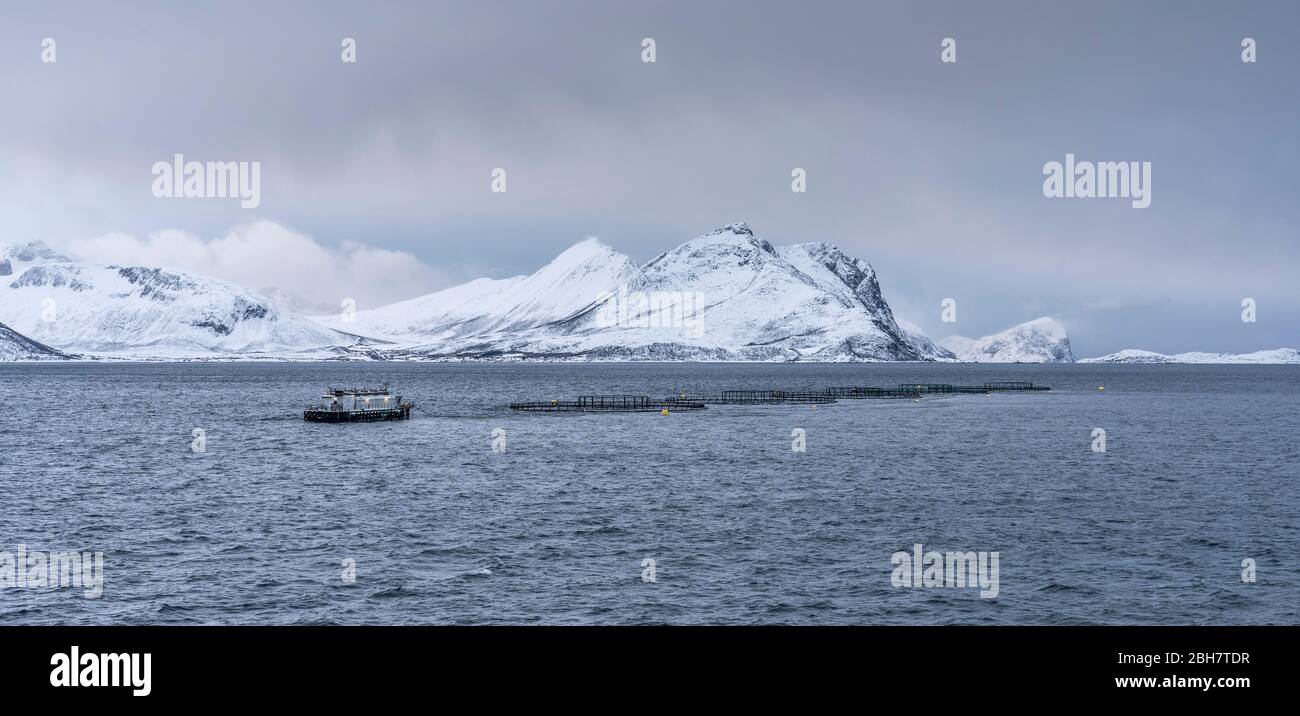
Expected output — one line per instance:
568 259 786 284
2 0 1296 355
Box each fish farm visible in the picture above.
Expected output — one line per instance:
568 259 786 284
827 387 922 399
509 395 707 413
508 381 1053 413
983 381 1052 391
304 381 1053 418
897 383 988 394
664 390 837 405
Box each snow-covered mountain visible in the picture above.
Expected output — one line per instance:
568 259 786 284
940 317 1075 363
1081 348 1300 364
313 238 639 344
0 320 67 360
0 241 358 359
1 240 76 278
337 223 950 361
898 319 957 361
1 229 1084 364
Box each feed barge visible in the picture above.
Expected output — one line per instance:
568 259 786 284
304 387 413 422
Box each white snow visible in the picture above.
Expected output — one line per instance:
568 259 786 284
896 319 957 361
1081 348 1300 364
366 223 952 361
940 317 1075 363
0 227 1045 363
0 321 65 360
312 238 638 346
0 240 77 278
0 243 357 359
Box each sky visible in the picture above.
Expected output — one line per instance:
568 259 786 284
1 0 1296 356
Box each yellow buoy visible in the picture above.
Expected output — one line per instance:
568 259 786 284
660 409 669 416
1098 385 1105 391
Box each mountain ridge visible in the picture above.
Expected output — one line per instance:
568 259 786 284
940 317 1075 363
371 223 952 361
0 320 68 360
1081 348 1300 364
0 241 359 359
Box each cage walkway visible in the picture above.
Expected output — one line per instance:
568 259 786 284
981 381 1052 391
896 383 990 394
509 395 706 413
665 390 837 405
508 381 1052 413
825 387 922 399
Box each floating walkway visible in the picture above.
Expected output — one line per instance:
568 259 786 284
896 383 989 395
826 386 922 399
509 395 706 413
509 381 1051 413
665 390 837 405
982 381 1051 391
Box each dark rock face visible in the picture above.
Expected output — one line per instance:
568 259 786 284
0 321 68 360
8 265 93 292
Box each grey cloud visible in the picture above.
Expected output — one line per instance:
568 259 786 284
1 0 1296 355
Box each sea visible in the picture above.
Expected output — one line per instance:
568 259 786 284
1 362 1296 625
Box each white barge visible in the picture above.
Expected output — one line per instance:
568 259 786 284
304 386 412 422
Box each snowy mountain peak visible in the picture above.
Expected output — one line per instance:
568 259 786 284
549 236 617 263
305 223 955 362
691 223 769 254
1 258 352 358
371 223 953 362
3 224 962 363
538 236 634 279
0 240 78 277
0 240 77 264
313 237 638 343
684 223 777 256
941 317 1074 363
785 242 878 291
1019 316 1068 340
709 222 754 237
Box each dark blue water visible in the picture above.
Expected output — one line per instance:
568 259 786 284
1 362 1296 624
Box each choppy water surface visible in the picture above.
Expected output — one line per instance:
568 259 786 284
1 362 1296 624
